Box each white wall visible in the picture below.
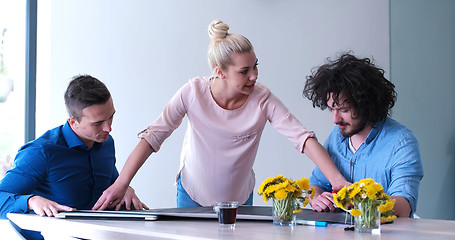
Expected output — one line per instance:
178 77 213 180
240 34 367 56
36 0 389 208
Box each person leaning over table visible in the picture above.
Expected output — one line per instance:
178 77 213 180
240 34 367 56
302 52 424 217
92 19 350 210
0 75 148 239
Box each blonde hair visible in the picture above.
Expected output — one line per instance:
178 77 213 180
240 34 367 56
207 19 253 73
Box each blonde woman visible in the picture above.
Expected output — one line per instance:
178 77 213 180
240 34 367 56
93 20 349 209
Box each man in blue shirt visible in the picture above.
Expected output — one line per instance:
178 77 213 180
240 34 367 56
0 75 148 219
303 53 424 217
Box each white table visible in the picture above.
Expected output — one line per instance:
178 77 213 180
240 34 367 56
0 219 25 240
7 213 455 240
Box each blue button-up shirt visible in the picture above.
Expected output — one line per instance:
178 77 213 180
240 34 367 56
0 122 119 218
310 117 424 215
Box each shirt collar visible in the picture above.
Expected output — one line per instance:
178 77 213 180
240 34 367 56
364 118 386 144
337 118 387 145
62 121 86 149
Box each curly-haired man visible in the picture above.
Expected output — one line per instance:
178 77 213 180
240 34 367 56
303 53 424 217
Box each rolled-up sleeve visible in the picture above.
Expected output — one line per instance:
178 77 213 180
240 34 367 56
387 135 424 215
138 83 189 152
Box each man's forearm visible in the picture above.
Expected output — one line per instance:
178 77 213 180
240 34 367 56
391 196 412 217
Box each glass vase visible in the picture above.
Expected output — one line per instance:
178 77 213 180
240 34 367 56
272 198 296 226
354 201 381 234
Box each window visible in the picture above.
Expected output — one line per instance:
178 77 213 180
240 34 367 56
0 0 26 179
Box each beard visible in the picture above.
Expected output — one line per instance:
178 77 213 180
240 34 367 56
338 118 369 138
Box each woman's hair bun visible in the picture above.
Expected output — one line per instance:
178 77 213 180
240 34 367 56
208 19 229 40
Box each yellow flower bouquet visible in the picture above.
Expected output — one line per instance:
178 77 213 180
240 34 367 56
258 175 314 226
333 178 397 233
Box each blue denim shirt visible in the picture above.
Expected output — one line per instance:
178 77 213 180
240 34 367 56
0 122 119 218
310 117 424 215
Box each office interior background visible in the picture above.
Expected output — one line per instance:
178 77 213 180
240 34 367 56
0 0 453 220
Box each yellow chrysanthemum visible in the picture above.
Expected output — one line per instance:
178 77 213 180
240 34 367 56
258 177 273 194
274 189 288 200
366 186 377 199
293 209 302 214
286 184 297 193
329 179 397 222
265 184 279 195
349 187 361 199
272 175 284 182
350 209 362 217
337 187 347 200
303 198 309 207
381 215 397 222
359 178 374 185
372 182 383 192
296 177 310 190
293 190 302 198
333 194 342 208
378 199 395 213
276 181 288 191
259 175 319 214
349 183 358 190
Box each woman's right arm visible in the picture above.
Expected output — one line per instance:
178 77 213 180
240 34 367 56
92 139 154 210
93 81 192 210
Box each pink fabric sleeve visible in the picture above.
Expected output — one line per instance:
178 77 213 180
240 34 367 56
137 83 190 152
262 92 316 153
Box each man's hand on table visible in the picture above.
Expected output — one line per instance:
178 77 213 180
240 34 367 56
28 195 76 217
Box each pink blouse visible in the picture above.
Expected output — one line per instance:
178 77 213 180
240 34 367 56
139 77 315 206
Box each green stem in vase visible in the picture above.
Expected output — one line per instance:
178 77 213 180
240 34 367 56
273 198 295 222
358 200 380 229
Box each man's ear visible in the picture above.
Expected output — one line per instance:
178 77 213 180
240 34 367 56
215 67 225 79
68 116 77 128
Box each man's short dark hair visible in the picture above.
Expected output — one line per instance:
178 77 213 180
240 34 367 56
303 53 397 125
64 75 111 121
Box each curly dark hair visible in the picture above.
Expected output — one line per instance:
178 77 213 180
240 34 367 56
303 53 396 124
64 74 111 121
